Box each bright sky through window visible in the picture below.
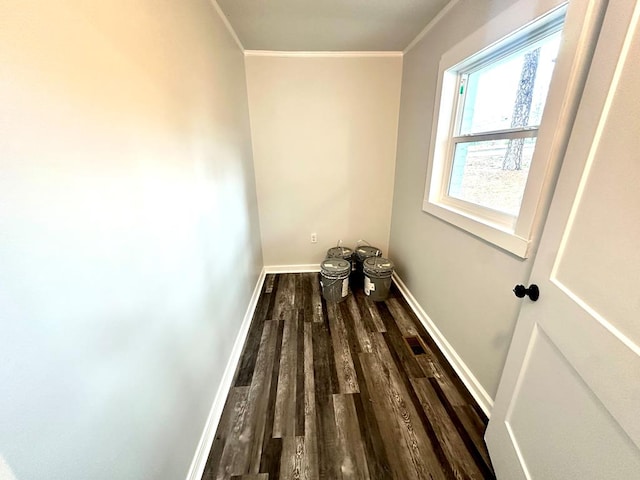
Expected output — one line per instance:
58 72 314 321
448 32 562 216
461 33 562 135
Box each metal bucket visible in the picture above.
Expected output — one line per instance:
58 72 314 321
353 245 382 288
320 258 351 303
326 246 354 269
363 256 394 302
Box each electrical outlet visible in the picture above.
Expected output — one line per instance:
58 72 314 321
310 233 317 243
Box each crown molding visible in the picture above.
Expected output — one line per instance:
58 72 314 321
209 0 245 52
404 0 460 54
244 50 403 58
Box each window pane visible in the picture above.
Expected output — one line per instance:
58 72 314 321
448 138 536 216
459 32 562 135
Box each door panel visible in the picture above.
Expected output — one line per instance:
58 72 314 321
554 109 640 342
486 0 640 478
506 326 640 480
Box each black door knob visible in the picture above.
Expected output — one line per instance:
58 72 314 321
513 284 539 301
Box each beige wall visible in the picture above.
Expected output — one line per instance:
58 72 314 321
245 54 402 266
389 0 533 400
0 1 262 479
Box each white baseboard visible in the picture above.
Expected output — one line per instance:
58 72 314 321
185 267 267 480
392 272 494 417
264 264 320 274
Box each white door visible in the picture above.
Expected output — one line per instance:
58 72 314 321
485 1 640 479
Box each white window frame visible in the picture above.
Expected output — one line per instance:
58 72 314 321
423 0 604 258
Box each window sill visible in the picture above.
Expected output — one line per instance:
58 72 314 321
422 199 530 258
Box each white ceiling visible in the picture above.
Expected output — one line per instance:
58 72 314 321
215 0 452 52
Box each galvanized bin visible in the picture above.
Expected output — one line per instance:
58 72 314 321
326 246 354 269
320 258 351 303
353 245 382 288
363 256 394 302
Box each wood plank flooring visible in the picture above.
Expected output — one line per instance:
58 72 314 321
202 273 495 480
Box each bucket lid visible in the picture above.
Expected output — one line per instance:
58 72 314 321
326 246 353 259
321 258 351 275
363 256 394 275
356 245 382 260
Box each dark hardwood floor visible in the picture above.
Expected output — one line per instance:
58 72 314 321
202 273 495 480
